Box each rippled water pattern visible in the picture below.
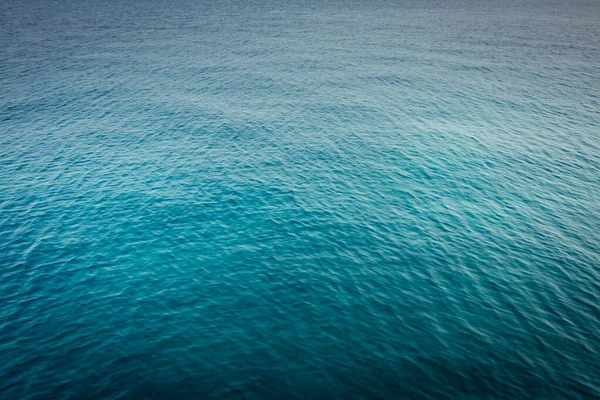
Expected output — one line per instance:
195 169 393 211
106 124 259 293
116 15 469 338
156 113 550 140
1 0 600 398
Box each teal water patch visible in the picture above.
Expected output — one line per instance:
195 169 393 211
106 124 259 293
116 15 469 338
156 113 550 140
1 0 599 398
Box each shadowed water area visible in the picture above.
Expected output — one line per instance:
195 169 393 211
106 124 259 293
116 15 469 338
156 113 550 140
1 0 600 398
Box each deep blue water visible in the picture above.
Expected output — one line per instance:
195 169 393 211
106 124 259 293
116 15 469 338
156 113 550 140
1 0 600 398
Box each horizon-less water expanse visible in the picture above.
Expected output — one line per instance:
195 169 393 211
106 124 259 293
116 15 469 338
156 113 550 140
1 0 600 398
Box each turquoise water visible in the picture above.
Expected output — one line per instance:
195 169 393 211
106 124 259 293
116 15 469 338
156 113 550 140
1 0 600 398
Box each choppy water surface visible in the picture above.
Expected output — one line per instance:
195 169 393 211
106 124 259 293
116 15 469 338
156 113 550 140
1 0 600 398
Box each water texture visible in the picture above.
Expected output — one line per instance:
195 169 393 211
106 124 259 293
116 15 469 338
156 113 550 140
1 0 599 398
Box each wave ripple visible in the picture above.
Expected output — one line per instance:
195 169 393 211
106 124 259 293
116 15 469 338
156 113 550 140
1 0 600 398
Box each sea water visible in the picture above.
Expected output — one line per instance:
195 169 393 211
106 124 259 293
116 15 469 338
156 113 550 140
1 0 599 398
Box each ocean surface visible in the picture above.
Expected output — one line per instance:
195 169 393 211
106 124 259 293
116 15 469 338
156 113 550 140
1 0 599 398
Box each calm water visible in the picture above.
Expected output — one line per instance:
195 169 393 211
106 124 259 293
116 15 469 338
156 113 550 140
1 0 599 398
